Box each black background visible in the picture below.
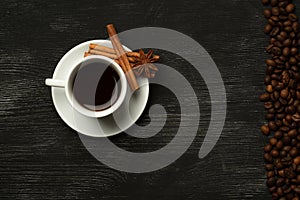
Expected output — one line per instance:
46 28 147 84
0 0 295 199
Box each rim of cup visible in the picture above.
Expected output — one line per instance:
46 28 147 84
62 55 127 118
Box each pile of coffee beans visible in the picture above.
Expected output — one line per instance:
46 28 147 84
260 0 300 199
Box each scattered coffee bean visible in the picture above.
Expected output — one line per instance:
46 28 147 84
265 24 273 34
272 7 280 16
261 1 300 199
291 47 298 55
260 93 270 101
270 0 278 7
288 129 297 138
271 149 280 157
289 148 298 157
283 47 290 56
261 124 271 136
281 89 289 98
294 157 300 165
286 4 295 13
262 0 270 5
270 137 278 146
264 9 272 18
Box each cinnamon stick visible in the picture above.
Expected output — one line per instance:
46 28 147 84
86 50 136 65
106 24 139 91
90 43 141 58
84 52 92 57
88 48 136 62
114 59 135 68
88 49 118 59
89 43 116 54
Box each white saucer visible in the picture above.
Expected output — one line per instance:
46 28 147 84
50 40 149 137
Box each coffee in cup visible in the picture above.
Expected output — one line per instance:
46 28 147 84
45 55 127 118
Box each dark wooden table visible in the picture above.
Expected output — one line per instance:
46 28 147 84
1 0 293 199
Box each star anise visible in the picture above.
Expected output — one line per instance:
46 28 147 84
131 49 159 78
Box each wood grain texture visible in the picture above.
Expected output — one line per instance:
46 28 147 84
0 0 291 199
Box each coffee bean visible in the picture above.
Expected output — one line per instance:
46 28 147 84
279 97 288 105
261 125 271 136
291 31 296 39
278 170 285 177
289 57 297 65
279 15 288 21
272 15 280 22
277 178 285 187
286 193 295 199
286 4 295 13
273 90 280 99
274 131 283 139
297 172 300 178
262 0 270 5
291 47 298 55
264 9 272 18
292 38 297 46
286 105 296 114
292 22 299 32
275 120 282 127
272 73 281 81
265 24 273 34
280 31 288 38
294 157 300 165
277 35 285 43
264 102 273 109
274 41 283 48
289 13 298 22
266 113 275 120
272 193 279 199
266 164 274 171
292 138 297 146
271 0 278 5
270 137 278 146
288 129 297 138
283 136 291 145
268 108 276 114
284 26 293 33
277 187 284 196
283 38 292 46
265 76 272 85
271 26 281 36
265 153 273 163
260 93 270 101
266 85 273 93
266 59 277 66
284 168 295 179
278 1 288 8
283 47 290 56
271 149 279 157
267 171 275 178
265 143 273 152
269 121 278 131
272 46 281 55
277 113 285 119
283 146 292 152
261 2 300 198
289 148 298 157
276 140 284 149
284 20 292 27
281 89 289 98
294 187 300 194
297 91 300 99
267 177 276 187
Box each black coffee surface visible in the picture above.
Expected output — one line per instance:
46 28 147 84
73 61 121 111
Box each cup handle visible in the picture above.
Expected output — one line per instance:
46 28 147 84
45 78 65 88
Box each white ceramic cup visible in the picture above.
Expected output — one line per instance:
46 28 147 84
45 55 127 118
